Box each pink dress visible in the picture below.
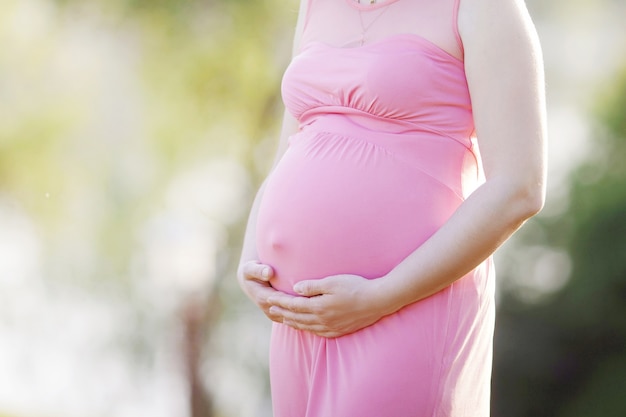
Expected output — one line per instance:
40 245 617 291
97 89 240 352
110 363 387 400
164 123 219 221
256 0 495 415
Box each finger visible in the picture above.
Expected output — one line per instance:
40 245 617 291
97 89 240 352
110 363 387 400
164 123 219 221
244 282 283 315
282 320 340 338
266 311 285 324
243 260 273 282
254 286 288 312
252 282 278 299
293 278 332 297
269 306 320 325
267 294 316 314
272 308 344 338
260 288 316 325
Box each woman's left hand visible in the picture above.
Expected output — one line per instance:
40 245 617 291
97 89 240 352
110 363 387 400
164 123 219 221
266 274 393 338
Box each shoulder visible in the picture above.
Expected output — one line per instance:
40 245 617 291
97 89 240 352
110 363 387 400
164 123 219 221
458 0 543 74
458 0 541 51
457 0 547 191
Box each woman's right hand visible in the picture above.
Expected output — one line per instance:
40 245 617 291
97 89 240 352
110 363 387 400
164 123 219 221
237 260 287 323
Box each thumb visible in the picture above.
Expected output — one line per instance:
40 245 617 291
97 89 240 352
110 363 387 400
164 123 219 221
293 278 330 297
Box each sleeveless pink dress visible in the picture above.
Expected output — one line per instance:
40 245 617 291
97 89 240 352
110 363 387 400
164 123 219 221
256 0 495 415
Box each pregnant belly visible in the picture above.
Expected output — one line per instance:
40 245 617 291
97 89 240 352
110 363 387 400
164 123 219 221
256 132 462 294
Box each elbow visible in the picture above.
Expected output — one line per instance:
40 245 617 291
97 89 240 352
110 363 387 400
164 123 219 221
514 179 546 221
524 186 545 218
490 174 546 223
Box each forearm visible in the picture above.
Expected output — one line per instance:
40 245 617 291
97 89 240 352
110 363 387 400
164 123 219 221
376 176 543 314
366 0 548 315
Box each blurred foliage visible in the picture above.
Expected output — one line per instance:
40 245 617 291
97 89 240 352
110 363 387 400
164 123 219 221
0 0 296 415
492 67 626 417
0 0 296 281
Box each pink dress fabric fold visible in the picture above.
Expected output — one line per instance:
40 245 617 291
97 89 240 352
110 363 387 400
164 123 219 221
256 0 495 415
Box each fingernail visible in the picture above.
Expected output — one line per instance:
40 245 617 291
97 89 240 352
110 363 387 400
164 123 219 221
293 283 303 294
262 268 270 279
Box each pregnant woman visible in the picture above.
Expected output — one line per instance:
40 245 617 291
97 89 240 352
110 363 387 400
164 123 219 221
238 0 546 415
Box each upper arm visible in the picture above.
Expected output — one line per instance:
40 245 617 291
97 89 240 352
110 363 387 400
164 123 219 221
270 0 309 169
292 0 309 56
459 0 547 193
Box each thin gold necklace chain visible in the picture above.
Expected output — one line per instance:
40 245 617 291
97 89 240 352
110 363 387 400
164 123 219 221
357 4 391 45
355 0 392 7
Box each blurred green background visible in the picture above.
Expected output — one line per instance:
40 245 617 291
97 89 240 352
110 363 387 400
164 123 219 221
0 0 624 416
